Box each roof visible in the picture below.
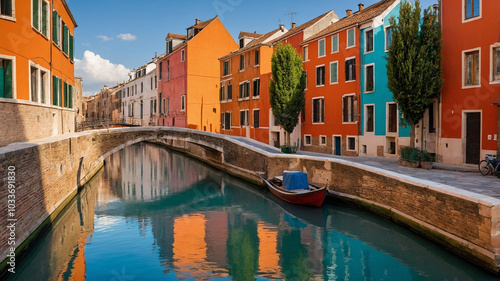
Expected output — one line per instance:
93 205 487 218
219 28 284 60
304 0 397 44
271 10 335 44
187 16 217 30
166 33 187 40
62 0 78 27
239 31 263 39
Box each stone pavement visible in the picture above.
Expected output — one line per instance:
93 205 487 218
229 136 500 198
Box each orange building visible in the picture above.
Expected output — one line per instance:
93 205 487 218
157 17 238 132
0 0 77 145
440 0 500 165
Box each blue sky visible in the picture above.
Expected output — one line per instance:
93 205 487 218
67 0 437 95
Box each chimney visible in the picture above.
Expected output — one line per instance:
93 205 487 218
292 22 296 29
279 24 285 31
346 9 353 16
195 18 201 25
358 3 364 11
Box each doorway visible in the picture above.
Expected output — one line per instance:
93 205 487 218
334 136 341 156
465 112 481 164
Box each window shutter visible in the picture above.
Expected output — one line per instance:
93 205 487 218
345 60 349 81
41 2 47 36
343 97 348 122
0 62 4 98
1 60 13 98
52 76 58 105
69 34 74 61
63 23 68 54
33 0 39 30
228 84 232 100
52 10 58 44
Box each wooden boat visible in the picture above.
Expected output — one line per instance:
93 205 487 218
259 172 327 207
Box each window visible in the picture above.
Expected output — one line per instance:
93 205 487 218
30 64 49 104
227 83 233 100
181 50 185 62
253 109 260 128
347 137 356 151
304 135 312 146
166 40 172 54
62 22 69 55
239 81 250 99
63 82 73 108
0 58 13 98
166 97 169 115
52 10 61 46
388 103 398 133
343 95 357 123
239 38 244 48
167 60 170 80
221 113 225 130
224 112 232 130
219 84 225 101
385 26 392 51
312 98 324 123
365 29 373 53
331 34 339 53
141 82 143 93
155 75 157 88
1 0 13 17
464 50 479 86
159 62 163 80
240 110 249 126
33 0 49 37
253 79 260 97
318 39 325 57
316 65 325 86
365 64 374 92
366 105 374 133
464 0 480 20
255 50 259 66
135 84 137 95
69 33 74 61
240 54 245 71
330 61 338 84
320 136 327 146
345 58 356 81
428 103 436 133
181 95 185 111
303 46 308 61
223 61 230 76
161 97 165 114
347 28 355 48
52 76 61 106
493 45 500 82
31 66 38 102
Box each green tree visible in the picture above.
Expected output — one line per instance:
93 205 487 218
270 43 306 147
387 0 443 147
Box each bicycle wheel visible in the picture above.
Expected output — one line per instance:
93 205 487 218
479 160 491 175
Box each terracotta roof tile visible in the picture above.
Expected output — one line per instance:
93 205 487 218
239 31 263 39
219 28 285 60
188 16 217 30
304 0 397 44
271 10 336 44
166 33 187 40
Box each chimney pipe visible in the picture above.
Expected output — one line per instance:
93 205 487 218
279 24 285 31
292 22 296 29
358 3 364 11
346 9 353 16
195 18 201 25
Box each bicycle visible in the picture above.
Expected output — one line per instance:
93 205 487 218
479 154 500 176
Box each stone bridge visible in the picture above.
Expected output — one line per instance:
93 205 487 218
1 127 500 273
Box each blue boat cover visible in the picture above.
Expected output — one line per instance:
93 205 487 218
283 172 308 191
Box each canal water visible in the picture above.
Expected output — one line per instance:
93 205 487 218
7 143 499 280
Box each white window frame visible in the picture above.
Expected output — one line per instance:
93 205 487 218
0 0 15 21
304 134 312 146
312 96 325 124
342 93 357 124
180 94 186 111
303 45 309 62
318 38 326 58
462 0 482 23
331 34 339 54
386 102 399 136
346 28 356 49
29 60 50 104
330 61 338 85
0 53 17 99
239 109 249 127
346 136 357 151
364 104 375 135
316 65 325 87
31 0 50 38
490 42 500 84
462 47 481 89
238 80 250 101
364 63 375 93
384 26 392 52
319 135 327 146
364 28 374 54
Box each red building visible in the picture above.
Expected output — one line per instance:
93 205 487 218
440 0 500 165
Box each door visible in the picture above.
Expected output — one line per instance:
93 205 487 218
334 136 341 156
465 112 481 164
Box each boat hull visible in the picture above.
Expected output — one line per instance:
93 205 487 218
263 178 327 207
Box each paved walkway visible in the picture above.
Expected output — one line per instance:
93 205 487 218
229 136 500 198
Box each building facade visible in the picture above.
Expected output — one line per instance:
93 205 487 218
157 17 238 132
0 0 77 146
440 0 500 165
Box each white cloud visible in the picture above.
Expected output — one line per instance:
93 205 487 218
97 35 113 41
75 51 130 95
117 33 137 41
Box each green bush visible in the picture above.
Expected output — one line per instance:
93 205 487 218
400 146 420 162
417 150 435 162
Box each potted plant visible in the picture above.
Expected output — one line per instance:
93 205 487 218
281 146 297 154
417 150 435 170
399 146 421 168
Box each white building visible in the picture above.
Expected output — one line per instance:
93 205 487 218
122 60 159 126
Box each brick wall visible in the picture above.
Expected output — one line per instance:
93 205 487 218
1 127 499 273
0 100 75 148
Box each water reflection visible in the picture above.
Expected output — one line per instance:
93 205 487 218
9 142 498 281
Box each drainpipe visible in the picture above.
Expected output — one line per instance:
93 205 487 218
357 23 362 156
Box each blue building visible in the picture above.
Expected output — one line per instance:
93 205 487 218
359 0 411 157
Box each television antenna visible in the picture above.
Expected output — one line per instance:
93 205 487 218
285 10 297 26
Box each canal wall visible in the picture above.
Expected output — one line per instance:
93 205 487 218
1 127 500 274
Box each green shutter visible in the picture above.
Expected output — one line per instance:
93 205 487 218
69 86 73 108
0 62 4 98
33 0 39 30
63 82 67 107
52 10 58 44
52 76 57 105
41 2 47 36
69 34 74 61
63 23 68 54
332 34 338 52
